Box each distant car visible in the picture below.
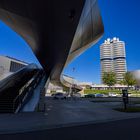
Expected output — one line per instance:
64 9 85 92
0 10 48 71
72 93 81 98
108 93 117 97
51 93 55 97
53 93 67 99
84 94 95 98
95 93 104 97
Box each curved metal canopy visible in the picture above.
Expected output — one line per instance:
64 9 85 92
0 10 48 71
0 0 104 86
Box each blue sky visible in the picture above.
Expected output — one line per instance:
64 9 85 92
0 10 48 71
0 0 140 84
64 0 140 83
0 21 39 64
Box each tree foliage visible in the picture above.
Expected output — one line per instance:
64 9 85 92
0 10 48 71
102 72 117 87
85 85 91 89
118 80 125 85
123 72 136 87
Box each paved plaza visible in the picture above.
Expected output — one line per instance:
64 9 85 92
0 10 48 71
0 97 140 134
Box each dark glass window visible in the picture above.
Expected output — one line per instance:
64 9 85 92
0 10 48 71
10 61 25 72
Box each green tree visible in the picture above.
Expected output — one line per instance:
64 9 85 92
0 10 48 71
102 72 117 88
118 80 126 85
123 72 136 88
85 85 91 89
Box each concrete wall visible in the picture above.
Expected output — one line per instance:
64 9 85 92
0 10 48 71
0 56 28 80
0 56 11 74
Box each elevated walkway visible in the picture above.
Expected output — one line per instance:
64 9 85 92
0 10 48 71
60 75 82 93
0 0 104 114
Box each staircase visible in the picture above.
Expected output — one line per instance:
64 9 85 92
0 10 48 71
0 64 40 113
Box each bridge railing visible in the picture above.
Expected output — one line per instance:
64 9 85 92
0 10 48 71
60 75 82 92
12 70 44 113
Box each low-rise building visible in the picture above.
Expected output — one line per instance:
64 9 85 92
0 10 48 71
0 56 28 80
91 84 128 90
46 83 64 94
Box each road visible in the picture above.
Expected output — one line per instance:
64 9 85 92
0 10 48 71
0 117 140 140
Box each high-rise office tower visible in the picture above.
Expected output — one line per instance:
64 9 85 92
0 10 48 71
100 37 127 83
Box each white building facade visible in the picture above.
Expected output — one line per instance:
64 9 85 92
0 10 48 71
100 37 127 83
0 56 28 80
130 70 140 87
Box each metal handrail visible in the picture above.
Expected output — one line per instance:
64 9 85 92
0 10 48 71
12 71 41 113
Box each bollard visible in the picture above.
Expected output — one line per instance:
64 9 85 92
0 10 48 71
122 89 129 110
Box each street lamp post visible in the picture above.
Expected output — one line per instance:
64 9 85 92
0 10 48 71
72 67 76 97
69 67 76 97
